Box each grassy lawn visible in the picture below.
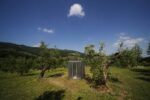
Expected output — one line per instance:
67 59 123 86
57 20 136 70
0 67 150 100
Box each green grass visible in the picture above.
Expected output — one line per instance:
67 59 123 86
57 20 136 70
110 67 150 100
0 67 150 100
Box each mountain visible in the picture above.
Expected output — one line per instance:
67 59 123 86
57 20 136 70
0 42 83 58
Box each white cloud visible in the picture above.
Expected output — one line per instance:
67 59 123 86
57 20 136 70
68 3 85 17
43 28 54 33
33 43 41 47
113 33 143 48
37 27 54 34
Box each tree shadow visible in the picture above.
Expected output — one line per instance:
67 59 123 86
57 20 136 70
131 68 150 76
77 96 83 100
48 73 64 78
24 73 38 76
84 74 121 91
35 90 65 100
85 74 121 85
109 76 121 83
85 74 105 87
84 74 93 84
136 76 150 82
132 68 150 82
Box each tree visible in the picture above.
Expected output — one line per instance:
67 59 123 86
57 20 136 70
0 58 10 72
84 44 95 66
8 56 16 73
115 43 142 68
67 53 81 61
99 42 109 86
25 58 34 72
131 44 142 67
147 43 150 55
38 41 50 78
84 43 110 86
38 41 61 78
0 56 34 75
15 57 30 75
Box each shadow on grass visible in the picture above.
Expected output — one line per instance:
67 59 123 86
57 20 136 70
24 73 38 76
35 90 65 100
48 73 64 78
77 96 83 100
85 74 115 92
85 74 121 84
85 74 93 84
132 68 150 82
136 77 150 82
132 68 150 76
109 76 121 83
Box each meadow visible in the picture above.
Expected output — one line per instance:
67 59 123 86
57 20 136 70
0 67 150 100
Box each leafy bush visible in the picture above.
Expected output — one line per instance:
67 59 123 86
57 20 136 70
84 43 109 86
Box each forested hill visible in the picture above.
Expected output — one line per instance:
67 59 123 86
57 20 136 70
0 42 83 58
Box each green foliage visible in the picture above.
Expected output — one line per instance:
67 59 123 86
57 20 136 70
114 43 142 68
0 56 16 72
0 42 83 58
141 56 150 66
37 41 67 77
147 43 150 55
84 43 108 86
140 43 150 66
38 41 49 67
0 42 84 74
15 57 26 75
15 57 34 75
0 56 35 75
37 41 64 69
67 53 82 61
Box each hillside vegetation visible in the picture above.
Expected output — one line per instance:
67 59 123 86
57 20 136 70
0 42 83 58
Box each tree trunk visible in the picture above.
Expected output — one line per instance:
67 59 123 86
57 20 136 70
102 65 108 86
103 70 107 85
102 61 112 86
101 52 121 86
39 67 47 78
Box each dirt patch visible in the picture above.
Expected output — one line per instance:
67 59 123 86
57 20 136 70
48 76 81 93
117 90 128 100
91 85 113 94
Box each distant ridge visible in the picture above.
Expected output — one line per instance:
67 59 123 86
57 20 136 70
0 42 83 58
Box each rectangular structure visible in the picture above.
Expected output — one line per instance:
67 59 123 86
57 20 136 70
68 61 85 79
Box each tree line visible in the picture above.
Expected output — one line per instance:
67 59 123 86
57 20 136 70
0 41 150 87
84 42 150 86
0 41 66 77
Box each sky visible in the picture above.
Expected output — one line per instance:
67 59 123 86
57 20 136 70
0 0 150 56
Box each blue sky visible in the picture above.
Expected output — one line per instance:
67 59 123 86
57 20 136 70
0 0 150 56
